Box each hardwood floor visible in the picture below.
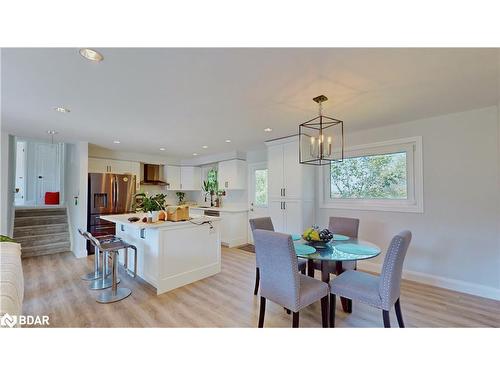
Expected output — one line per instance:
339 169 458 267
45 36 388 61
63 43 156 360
21 247 500 328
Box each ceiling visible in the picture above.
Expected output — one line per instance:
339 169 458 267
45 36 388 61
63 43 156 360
2 48 499 158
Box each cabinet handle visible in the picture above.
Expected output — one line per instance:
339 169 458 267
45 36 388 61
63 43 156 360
225 181 228 188
283 201 286 210
283 188 286 197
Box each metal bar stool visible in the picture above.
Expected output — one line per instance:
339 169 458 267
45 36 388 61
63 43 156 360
79 229 122 281
96 241 132 303
123 245 138 278
85 232 121 291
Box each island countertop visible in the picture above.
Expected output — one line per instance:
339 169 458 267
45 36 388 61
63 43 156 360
101 213 220 229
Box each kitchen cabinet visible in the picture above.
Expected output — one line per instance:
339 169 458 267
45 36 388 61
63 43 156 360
189 207 248 247
217 159 247 190
180 166 202 190
164 165 181 190
266 136 315 234
88 157 141 189
164 165 201 190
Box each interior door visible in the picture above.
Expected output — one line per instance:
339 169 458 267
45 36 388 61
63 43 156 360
35 143 60 205
14 141 26 205
247 162 269 243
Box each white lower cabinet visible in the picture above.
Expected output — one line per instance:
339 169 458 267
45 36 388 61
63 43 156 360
269 199 313 235
189 208 248 247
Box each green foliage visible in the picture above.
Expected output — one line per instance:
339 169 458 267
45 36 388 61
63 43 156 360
203 169 218 194
330 152 407 199
176 191 186 204
134 193 167 212
0 235 16 243
254 169 268 206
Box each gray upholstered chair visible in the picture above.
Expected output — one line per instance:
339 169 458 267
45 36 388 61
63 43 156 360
249 217 307 295
312 216 360 273
329 230 412 328
253 229 329 328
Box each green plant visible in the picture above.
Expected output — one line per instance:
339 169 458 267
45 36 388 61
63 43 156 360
0 235 16 243
176 191 186 205
134 193 166 213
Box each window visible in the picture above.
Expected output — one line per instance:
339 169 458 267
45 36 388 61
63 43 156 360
254 168 268 207
321 137 423 212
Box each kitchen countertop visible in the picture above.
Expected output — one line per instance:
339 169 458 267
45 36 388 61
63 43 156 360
188 206 249 213
101 213 220 229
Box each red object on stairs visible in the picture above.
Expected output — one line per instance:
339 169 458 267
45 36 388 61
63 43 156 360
44 192 60 205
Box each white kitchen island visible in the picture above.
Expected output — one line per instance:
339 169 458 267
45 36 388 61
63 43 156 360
101 214 221 295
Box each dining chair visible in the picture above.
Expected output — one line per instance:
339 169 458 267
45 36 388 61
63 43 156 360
311 216 360 274
253 229 329 328
249 217 307 295
329 230 412 328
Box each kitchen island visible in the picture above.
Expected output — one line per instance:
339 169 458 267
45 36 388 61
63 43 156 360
101 214 221 295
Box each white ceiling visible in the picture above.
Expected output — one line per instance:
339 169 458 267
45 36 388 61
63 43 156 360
2 48 499 158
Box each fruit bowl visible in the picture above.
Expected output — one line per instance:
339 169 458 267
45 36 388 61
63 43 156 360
302 226 333 247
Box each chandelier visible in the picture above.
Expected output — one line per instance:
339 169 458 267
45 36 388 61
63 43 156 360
299 95 344 165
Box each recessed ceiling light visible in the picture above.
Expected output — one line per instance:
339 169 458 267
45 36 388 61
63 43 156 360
225 139 231 143
54 107 70 113
47 130 58 135
159 147 166 151
113 140 121 144
79 48 104 62
192 153 198 156
264 128 272 132
202 145 208 149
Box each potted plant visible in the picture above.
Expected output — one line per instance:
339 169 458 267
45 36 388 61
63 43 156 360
176 191 186 205
134 193 166 222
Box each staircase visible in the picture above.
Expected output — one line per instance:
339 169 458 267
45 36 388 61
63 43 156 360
13 207 71 258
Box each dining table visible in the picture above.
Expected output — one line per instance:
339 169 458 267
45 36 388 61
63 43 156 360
293 235 381 313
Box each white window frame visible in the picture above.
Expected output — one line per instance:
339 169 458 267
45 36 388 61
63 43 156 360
319 136 423 213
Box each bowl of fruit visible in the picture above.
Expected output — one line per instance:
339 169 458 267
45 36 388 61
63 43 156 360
302 225 334 247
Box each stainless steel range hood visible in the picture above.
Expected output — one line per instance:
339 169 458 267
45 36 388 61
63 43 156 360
140 164 168 186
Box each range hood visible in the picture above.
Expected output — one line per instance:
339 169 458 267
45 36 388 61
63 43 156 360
140 164 168 186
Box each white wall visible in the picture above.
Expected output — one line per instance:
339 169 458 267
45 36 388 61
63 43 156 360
316 106 500 300
0 131 16 236
64 142 88 258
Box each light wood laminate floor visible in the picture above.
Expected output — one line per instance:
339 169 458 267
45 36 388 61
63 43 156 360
22 247 500 328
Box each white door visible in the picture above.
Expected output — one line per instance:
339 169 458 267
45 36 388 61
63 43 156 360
35 143 60 205
14 141 26 205
248 162 269 243
267 144 284 200
283 200 302 235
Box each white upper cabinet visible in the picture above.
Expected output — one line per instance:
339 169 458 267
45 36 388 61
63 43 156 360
267 138 314 201
88 158 140 176
218 159 247 190
164 165 181 190
180 166 202 190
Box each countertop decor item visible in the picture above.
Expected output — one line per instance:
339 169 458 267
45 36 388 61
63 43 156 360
133 193 166 222
302 225 334 247
298 95 344 165
176 191 186 205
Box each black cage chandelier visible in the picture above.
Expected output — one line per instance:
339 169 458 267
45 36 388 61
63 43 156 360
299 95 344 165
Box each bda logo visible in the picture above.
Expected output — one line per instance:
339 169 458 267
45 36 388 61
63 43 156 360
0 313 17 328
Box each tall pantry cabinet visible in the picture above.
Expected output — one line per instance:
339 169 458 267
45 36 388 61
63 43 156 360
266 136 315 235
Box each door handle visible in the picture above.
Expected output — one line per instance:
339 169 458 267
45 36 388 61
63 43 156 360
283 188 285 197
38 175 43 179
283 201 286 210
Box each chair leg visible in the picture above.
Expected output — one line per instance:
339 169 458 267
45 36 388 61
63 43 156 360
329 294 336 328
321 296 329 328
253 267 260 295
394 298 405 328
382 310 391 328
300 267 306 275
285 308 291 314
258 296 266 328
292 312 299 328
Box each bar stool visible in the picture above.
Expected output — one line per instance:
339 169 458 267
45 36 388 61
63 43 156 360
123 244 138 278
85 233 121 291
96 242 132 303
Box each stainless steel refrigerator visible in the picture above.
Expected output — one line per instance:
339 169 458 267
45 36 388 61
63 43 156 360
87 173 136 253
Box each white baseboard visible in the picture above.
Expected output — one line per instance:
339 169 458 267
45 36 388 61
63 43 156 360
357 262 500 301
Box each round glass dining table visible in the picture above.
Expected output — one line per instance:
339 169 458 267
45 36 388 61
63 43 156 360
294 236 381 312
